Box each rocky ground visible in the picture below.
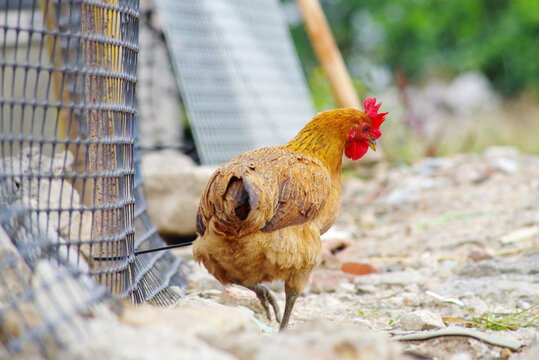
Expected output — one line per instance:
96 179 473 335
163 146 539 360
5 147 538 360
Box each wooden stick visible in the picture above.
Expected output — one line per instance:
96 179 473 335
393 327 523 351
296 0 387 162
295 0 359 109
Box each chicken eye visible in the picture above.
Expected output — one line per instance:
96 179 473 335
362 125 371 133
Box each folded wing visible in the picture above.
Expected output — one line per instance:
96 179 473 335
196 148 331 239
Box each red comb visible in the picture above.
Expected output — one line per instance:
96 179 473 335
364 97 388 128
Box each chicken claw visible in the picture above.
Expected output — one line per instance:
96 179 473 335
249 284 281 323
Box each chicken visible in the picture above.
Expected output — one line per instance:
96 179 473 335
193 97 387 331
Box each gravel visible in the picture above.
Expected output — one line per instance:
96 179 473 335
178 147 539 359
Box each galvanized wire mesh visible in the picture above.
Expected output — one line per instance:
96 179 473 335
0 0 185 313
0 180 108 358
130 130 185 305
155 0 315 165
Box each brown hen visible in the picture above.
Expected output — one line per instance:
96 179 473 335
193 97 387 331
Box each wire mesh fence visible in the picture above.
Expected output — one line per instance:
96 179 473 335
0 180 109 358
0 0 184 320
130 131 185 305
0 0 136 297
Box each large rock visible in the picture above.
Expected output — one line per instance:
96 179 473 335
0 225 32 303
141 151 216 236
62 305 241 360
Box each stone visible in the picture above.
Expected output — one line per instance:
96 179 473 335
413 157 454 175
309 269 351 294
51 150 75 176
187 261 225 292
500 227 539 245
4 147 75 199
336 282 356 294
436 275 539 310
255 319 403 360
62 308 238 360
401 291 420 306
32 211 89 272
141 151 216 236
354 269 427 286
219 285 267 318
37 179 80 235
359 210 377 228
449 353 473 360
382 186 420 206
458 255 539 277
399 310 446 331
491 158 518 174
499 348 512 359
483 146 519 158
32 261 98 332
123 304 261 339
0 302 45 358
174 294 223 308
65 210 92 259
0 225 33 302
467 246 494 262
214 331 265 360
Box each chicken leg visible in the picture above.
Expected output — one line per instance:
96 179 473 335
248 284 281 323
279 287 298 331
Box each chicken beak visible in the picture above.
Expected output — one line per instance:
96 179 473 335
368 139 377 152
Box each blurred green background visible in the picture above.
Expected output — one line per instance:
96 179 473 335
283 0 539 162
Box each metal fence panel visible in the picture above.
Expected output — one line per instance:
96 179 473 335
155 0 315 165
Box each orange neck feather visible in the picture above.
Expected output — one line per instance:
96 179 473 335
283 109 364 174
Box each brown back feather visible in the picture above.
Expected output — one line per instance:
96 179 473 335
196 147 331 239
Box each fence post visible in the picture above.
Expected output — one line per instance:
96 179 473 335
81 0 128 292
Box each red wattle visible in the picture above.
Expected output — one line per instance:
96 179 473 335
345 140 369 160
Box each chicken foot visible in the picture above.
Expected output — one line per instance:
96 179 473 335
248 284 281 323
279 288 298 332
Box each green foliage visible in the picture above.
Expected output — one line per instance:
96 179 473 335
286 0 539 96
308 67 338 110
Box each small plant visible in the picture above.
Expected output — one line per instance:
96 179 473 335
465 302 539 331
